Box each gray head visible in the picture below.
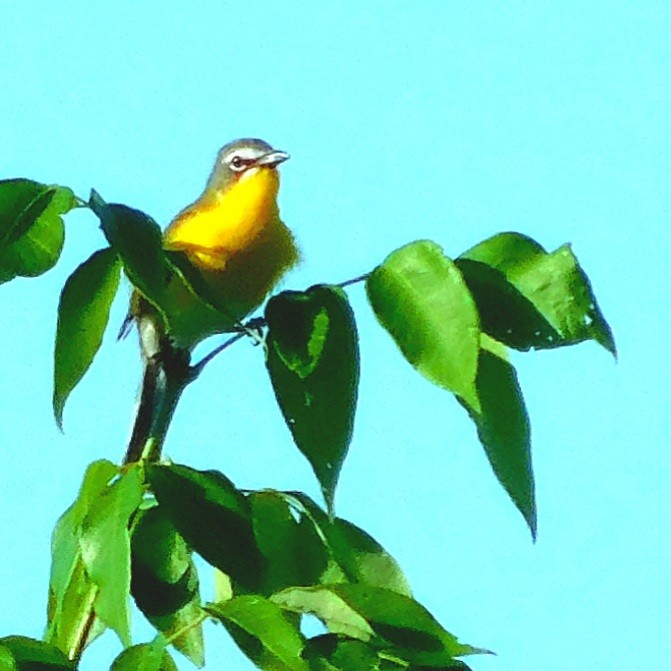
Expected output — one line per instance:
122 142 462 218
206 138 289 193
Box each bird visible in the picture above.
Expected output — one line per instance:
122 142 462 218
124 138 299 462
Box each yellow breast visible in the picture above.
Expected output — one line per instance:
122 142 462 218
156 166 299 346
164 167 281 268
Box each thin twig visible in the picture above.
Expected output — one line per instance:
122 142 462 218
337 273 369 289
191 331 247 378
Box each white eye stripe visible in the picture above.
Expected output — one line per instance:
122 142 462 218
223 147 263 172
228 155 246 171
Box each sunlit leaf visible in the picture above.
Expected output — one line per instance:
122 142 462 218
461 232 616 356
79 467 144 646
110 638 178 671
131 505 204 667
459 231 546 273
206 596 308 671
146 464 264 592
272 587 374 641
516 244 616 355
46 460 119 654
0 179 77 284
366 241 480 412
266 285 359 513
53 247 122 429
0 645 16 671
0 635 75 670
213 568 233 604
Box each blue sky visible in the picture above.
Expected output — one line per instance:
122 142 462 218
1 3 669 670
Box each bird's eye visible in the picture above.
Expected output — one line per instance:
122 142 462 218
229 155 249 171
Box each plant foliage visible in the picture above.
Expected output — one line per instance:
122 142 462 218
0 177 615 670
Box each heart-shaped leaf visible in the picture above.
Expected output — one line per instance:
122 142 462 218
266 286 359 513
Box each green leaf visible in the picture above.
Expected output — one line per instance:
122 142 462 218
52 248 122 429
284 493 411 596
88 190 170 316
111 638 178 671
328 519 411 596
519 244 616 355
46 460 119 654
0 636 76 670
379 657 473 670
462 349 535 539
265 285 360 513
0 179 76 284
131 505 204 667
0 645 17 671
146 464 264 592
164 248 242 321
459 231 546 273
272 586 374 641
461 233 616 356
250 491 330 595
276 585 485 668
79 467 144 646
454 258 561 351
366 241 481 412
302 635 379 671
206 596 308 671
88 190 228 345
49 461 120 605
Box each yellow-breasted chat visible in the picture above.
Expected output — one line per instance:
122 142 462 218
132 137 299 353
125 138 298 462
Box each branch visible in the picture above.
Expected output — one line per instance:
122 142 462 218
337 272 369 289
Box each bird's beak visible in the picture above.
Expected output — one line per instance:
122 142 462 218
254 149 290 168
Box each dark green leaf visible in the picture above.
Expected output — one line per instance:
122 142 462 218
131 505 204 667
274 585 487 668
110 638 178 671
206 596 308 671
0 636 76 670
88 190 170 315
302 635 379 671
366 241 480 412
266 285 359 513
410 662 474 670
455 258 560 351
461 233 616 356
462 347 535 539
79 467 144 646
52 248 122 429
164 249 242 321
146 464 264 592
250 491 330 595
88 190 231 346
0 179 76 284
284 493 411 596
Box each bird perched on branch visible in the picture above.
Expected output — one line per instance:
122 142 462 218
124 138 298 462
